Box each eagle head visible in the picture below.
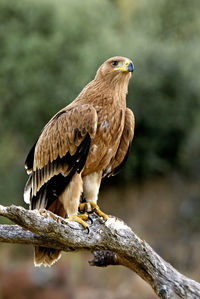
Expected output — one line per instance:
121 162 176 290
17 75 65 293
95 56 134 84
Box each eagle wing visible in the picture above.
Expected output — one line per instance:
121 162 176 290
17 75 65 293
104 108 135 177
24 104 97 209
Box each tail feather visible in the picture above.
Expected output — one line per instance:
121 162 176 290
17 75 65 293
33 200 66 267
34 246 61 267
34 200 66 267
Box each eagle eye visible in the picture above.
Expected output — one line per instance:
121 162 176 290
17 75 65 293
111 61 118 66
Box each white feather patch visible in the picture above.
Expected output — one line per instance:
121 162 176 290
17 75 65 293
91 144 98 153
100 120 109 130
24 187 31 204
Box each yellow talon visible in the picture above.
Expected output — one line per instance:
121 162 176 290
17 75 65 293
66 214 89 229
79 202 108 220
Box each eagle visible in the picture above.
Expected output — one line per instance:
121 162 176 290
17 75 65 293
24 56 135 267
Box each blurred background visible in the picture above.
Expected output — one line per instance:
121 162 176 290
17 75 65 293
0 0 200 298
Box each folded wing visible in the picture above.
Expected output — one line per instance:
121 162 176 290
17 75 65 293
24 104 97 209
104 108 135 177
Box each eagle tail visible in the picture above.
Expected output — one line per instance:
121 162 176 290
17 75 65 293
34 246 61 267
33 196 66 267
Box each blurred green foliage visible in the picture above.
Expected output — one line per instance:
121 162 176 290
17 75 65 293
0 0 200 205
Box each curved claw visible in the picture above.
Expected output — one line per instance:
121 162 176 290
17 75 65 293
101 217 108 224
87 215 93 224
66 214 89 230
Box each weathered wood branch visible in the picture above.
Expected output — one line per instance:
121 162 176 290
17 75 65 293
0 205 199 299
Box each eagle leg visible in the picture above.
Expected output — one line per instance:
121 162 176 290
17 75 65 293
79 202 108 221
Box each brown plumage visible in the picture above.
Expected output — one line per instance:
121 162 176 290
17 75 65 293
24 56 135 266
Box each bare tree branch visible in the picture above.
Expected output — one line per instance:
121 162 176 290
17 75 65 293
0 204 199 299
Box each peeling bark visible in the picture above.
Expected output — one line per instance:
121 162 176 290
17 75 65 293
0 205 199 298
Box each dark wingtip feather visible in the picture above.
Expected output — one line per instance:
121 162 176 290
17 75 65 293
103 142 132 178
30 133 91 210
25 140 37 172
112 142 132 176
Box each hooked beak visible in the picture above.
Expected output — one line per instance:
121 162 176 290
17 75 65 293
114 60 134 73
126 62 134 72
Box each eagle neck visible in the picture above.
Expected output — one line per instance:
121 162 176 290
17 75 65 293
74 75 129 109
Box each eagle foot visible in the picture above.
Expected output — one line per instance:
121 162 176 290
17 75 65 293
66 214 90 233
79 202 108 221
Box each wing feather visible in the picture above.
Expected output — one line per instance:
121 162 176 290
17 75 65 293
104 108 135 177
24 104 97 207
